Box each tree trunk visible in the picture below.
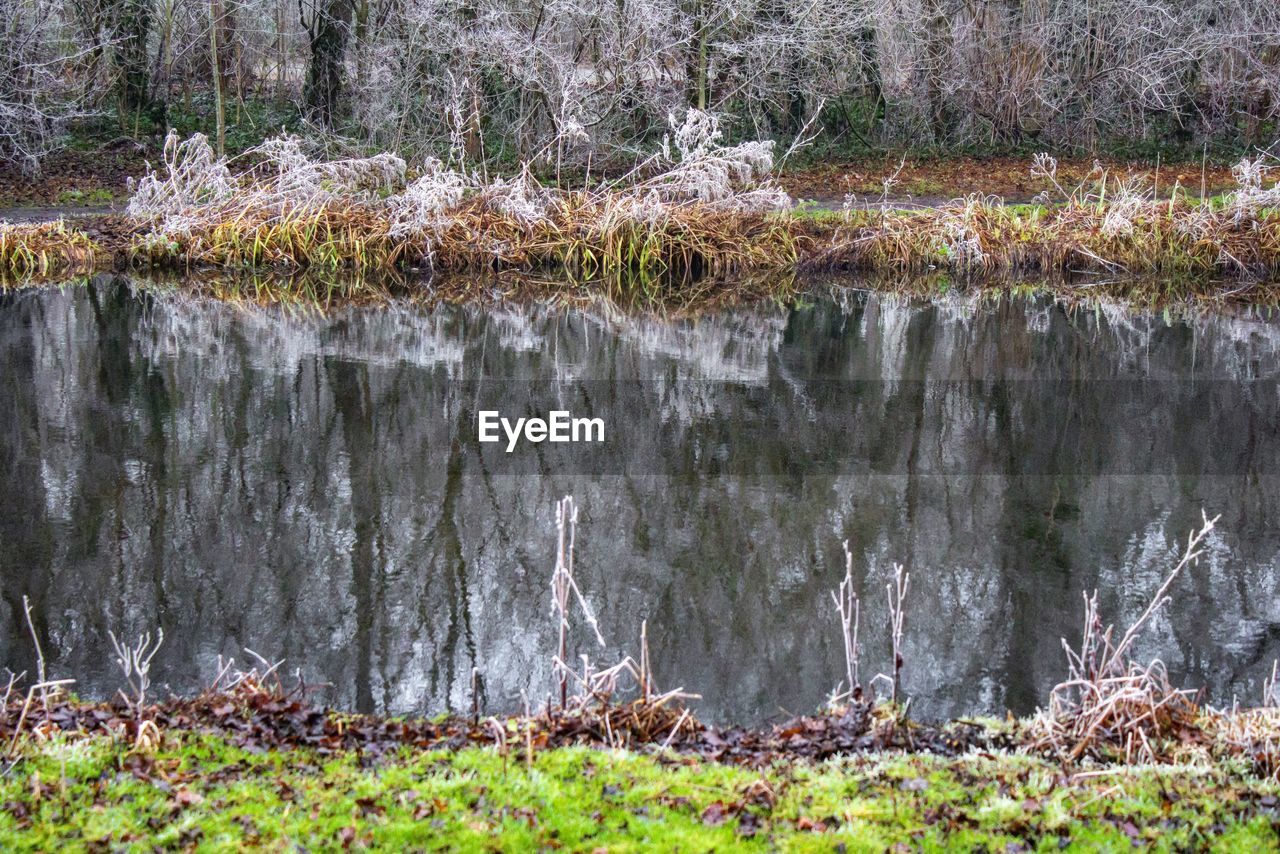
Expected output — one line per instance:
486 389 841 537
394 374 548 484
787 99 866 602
684 0 708 109
107 0 154 116
303 0 354 127
210 0 225 155
923 0 952 143
859 23 883 141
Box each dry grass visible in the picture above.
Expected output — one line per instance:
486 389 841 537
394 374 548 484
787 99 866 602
0 221 98 277
810 157 1280 279
417 195 800 281
120 126 798 283
810 197 1280 278
546 495 700 747
1031 513 1218 765
128 188 1280 286
1205 708 1280 779
128 201 402 270
124 193 799 284
11 140 1280 297
63 190 1279 296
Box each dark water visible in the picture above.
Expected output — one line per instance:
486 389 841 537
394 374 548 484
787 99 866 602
3 275 1280 723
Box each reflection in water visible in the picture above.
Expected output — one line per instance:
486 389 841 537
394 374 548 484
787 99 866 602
1 276 1279 722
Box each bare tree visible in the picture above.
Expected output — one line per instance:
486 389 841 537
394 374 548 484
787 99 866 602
0 0 94 170
2 0 1278 170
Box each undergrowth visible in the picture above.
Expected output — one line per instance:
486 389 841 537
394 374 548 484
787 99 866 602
813 154 1280 278
118 112 796 286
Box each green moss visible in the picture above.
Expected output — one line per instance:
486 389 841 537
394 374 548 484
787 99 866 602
53 188 117 206
1 730 1278 850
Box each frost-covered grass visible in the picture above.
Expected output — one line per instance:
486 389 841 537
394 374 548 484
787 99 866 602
808 155 1280 277
2 729 1278 851
5 138 1280 296
118 111 797 281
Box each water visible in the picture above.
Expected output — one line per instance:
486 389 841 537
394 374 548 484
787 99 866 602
2 274 1280 723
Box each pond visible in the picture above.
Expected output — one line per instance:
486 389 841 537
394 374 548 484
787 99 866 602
2 274 1279 723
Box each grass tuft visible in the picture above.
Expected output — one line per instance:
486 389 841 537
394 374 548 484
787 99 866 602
0 221 98 277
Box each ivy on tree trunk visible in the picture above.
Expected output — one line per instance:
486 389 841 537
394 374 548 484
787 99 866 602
106 0 154 116
302 0 353 127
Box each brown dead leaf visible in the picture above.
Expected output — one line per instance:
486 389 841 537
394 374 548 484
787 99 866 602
173 789 204 807
701 801 731 826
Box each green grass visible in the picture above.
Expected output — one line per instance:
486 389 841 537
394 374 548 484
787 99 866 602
3 730 1279 850
53 187 117 206
66 96 304 158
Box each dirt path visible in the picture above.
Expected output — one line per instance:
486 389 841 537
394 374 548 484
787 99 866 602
1 151 1237 223
777 154 1238 207
801 194 1040 212
0 204 117 223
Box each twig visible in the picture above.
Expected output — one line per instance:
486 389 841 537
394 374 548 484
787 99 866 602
829 539 862 702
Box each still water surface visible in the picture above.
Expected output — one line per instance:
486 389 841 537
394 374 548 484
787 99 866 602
2 275 1280 721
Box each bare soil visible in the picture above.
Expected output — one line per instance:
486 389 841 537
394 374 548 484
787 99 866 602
0 141 151 208
0 148 1241 219
777 154 1240 206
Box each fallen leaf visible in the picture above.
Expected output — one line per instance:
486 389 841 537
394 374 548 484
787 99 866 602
174 789 203 807
701 802 730 826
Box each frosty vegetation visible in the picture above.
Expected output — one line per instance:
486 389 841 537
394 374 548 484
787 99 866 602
113 110 798 278
3 0 1280 171
21 115 1268 282
127 110 792 239
127 131 408 230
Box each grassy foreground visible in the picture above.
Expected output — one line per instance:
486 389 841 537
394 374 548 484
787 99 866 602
6 727 1279 851
2 515 1277 849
